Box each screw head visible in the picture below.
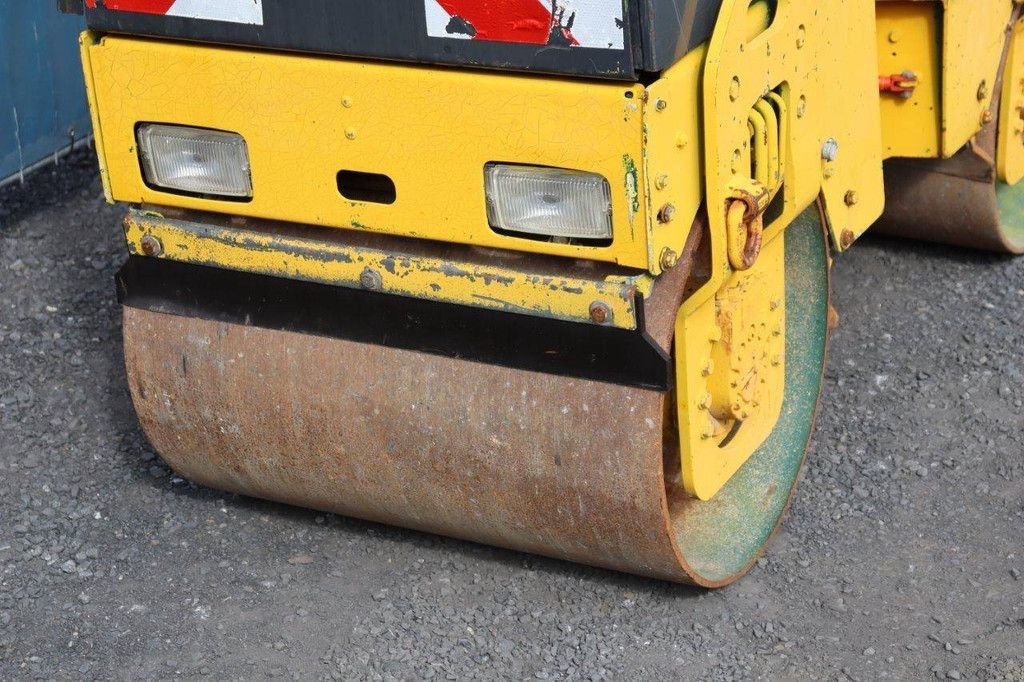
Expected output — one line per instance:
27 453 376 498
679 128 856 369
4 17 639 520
345 128 357 140
660 247 679 270
821 138 839 162
360 268 382 291
657 203 676 224
589 301 611 325
844 190 858 206
140 235 163 257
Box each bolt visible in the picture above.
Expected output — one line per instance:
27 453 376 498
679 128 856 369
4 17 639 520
341 96 353 108
345 128 357 140
844 190 858 206
821 138 839 162
981 110 994 126
360 268 382 291
655 174 670 190
140 235 163 257
841 229 856 249
589 301 611 325
660 247 679 270
655 99 668 112
657 204 676 224
977 80 989 102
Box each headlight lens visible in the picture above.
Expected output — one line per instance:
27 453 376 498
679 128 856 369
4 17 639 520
137 124 252 199
484 164 612 241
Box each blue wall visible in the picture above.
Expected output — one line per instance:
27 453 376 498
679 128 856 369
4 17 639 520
0 3 92 183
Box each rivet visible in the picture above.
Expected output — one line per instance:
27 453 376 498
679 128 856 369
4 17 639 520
360 268 382 291
657 204 676 224
140 235 163 257
345 128 357 140
660 247 679 270
589 301 612 325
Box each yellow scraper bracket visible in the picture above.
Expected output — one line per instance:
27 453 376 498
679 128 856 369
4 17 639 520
676 224 787 501
941 0 1012 156
700 0 884 291
680 0 884 498
998 14 1024 185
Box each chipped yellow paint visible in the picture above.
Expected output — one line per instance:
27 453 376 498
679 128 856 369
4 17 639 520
122 210 652 330
78 32 113 202
82 34 651 269
875 2 942 159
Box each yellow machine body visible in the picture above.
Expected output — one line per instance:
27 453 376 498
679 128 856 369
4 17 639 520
78 0 1024 583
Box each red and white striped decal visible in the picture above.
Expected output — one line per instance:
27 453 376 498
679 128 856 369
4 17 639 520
84 0 263 25
425 0 624 50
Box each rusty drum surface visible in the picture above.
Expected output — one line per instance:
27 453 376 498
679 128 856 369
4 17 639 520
121 207 830 586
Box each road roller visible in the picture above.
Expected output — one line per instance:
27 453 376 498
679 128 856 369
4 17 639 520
66 0 1023 585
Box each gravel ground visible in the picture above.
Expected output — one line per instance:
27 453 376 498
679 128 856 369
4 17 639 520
1 153 1022 680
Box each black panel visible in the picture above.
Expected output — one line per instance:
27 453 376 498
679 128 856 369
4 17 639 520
638 0 722 73
85 1 637 79
116 257 673 391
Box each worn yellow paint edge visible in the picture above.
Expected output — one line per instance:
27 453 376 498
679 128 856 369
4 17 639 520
78 31 113 203
123 211 652 330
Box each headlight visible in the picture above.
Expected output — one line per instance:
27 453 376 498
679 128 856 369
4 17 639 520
484 164 613 241
137 124 253 199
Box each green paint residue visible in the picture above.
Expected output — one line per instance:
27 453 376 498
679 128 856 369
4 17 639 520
622 154 640 231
